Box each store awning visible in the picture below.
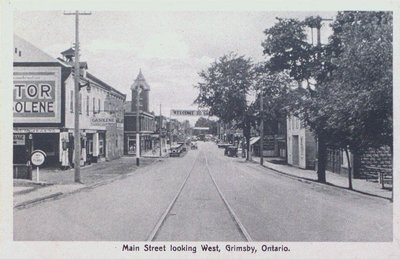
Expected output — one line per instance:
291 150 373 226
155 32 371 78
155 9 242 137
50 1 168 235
250 136 260 146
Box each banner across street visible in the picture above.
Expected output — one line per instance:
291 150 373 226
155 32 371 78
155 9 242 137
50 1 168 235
170 109 210 116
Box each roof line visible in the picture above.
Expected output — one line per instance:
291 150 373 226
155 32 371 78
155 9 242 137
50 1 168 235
86 72 126 98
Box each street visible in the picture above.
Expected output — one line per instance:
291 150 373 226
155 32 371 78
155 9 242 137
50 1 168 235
14 142 392 241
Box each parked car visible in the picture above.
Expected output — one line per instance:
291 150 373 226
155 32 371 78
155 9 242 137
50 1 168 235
191 142 198 150
170 144 183 157
218 142 231 149
177 142 187 152
224 145 238 157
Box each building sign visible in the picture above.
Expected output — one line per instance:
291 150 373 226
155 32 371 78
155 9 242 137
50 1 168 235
90 112 116 126
171 109 210 116
13 67 62 124
193 127 209 131
13 134 25 145
13 128 60 133
31 150 46 166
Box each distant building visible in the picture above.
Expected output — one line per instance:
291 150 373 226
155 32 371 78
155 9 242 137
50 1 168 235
124 71 156 155
251 117 286 158
131 70 150 113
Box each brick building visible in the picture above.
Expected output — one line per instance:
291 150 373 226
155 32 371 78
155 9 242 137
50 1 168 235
124 70 156 155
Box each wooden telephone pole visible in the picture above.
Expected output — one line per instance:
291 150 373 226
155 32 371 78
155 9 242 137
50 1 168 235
64 11 91 183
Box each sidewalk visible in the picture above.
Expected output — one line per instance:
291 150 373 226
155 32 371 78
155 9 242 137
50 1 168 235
142 146 169 158
250 156 393 201
13 156 162 209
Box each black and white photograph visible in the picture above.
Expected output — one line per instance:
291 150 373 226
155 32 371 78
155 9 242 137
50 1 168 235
1 0 399 258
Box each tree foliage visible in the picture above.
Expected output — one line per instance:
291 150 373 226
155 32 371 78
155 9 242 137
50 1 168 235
195 53 254 123
262 16 332 182
253 64 292 130
194 53 255 159
194 117 218 135
262 18 314 83
324 11 393 150
262 12 393 185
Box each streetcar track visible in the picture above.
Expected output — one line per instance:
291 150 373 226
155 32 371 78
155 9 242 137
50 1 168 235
147 147 252 242
146 152 200 241
203 152 253 242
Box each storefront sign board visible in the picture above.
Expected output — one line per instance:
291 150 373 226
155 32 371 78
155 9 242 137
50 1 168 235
13 134 25 145
13 66 62 123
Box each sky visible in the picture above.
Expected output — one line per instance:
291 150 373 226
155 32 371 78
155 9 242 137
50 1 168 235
14 11 335 125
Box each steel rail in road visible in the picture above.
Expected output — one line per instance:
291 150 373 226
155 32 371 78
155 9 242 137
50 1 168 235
146 153 200 241
204 153 253 242
147 149 252 242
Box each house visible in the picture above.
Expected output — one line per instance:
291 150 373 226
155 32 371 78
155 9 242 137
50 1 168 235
286 115 317 169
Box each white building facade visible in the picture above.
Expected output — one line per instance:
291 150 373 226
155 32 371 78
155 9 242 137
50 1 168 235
286 115 317 169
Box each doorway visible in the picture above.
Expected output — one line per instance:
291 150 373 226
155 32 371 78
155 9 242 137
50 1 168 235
292 135 299 166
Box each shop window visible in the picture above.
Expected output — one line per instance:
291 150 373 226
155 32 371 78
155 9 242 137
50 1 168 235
127 136 136 154
88 140 93 154
70 90 74 113
99 139 104 155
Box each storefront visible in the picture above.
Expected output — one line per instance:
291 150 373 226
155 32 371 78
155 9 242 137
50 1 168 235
125 134 153 155
13 36 64 172
13 35 126 172
124 111 155 155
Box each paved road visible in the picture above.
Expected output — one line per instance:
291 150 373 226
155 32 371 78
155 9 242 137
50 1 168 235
154 151 244 241
205 142 392 241
14 142 392 241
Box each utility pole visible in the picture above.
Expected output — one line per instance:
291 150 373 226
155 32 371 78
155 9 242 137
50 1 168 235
159 103 162 157
136 87 141 166
259 88 264 166
64 11 91 183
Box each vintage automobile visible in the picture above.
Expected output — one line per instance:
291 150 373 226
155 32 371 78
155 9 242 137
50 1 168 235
218 142 231 149
190 142 198 150
169 144 183 157
177 142 187 152
224 145 238 157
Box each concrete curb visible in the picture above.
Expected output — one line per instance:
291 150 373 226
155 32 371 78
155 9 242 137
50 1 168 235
14 157 164 210
14 192 64 209
248 159 392 202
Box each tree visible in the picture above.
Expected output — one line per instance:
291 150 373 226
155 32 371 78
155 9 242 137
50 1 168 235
195 53 255 160
262 16 334 183
321 11 393 188
253 64 293 161
253 64 292 127
326 11 392 148
194 117 218 135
